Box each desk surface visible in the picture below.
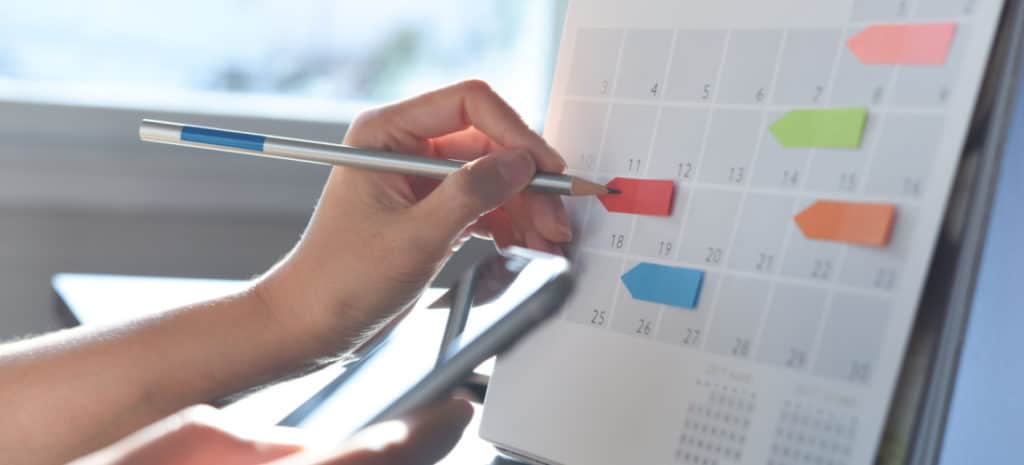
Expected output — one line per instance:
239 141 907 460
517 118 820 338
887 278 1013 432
52 273 505 465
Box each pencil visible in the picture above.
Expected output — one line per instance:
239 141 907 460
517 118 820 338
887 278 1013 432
138 119 617 197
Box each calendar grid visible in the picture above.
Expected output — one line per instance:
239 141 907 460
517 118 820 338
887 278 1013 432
743 27 792 365
788 5 860 377
578 175 925 205
576 26 630 331
556 12 965 381
484 1 1003 464
563 95 949 115
645 28 684 338
612 27 676 339
574 246 895 301
801 0 923 378
681 27 733 353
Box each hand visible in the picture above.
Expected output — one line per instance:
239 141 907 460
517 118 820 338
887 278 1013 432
258 80 571 354
69 400 473 465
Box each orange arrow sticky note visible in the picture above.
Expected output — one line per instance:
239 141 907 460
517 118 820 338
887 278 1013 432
598 178 675 216
848 23 957 65
795 201 896 247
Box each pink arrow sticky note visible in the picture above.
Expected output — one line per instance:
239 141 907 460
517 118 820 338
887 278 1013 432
848 23 957 65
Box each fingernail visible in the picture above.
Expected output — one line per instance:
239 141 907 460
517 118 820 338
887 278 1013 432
496 151 536 189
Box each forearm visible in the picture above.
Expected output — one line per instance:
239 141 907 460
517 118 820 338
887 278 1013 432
0 80 570 465
0 286 340 464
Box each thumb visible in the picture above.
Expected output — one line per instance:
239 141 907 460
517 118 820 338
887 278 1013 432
413 149 536 244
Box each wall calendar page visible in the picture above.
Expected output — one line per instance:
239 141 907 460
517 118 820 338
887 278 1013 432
481 1 1005 464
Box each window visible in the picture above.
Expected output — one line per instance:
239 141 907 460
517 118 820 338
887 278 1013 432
0 0 563 124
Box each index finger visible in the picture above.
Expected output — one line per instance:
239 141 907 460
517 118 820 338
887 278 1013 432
375 80 566 173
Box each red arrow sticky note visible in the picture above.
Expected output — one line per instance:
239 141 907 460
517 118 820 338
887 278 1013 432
598 178 675 216
848 23 957 65
795 200 896 247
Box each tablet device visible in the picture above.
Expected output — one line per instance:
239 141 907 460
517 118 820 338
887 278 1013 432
279 247 573 441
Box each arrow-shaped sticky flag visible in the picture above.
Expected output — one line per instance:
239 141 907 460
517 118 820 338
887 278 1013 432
599 177 675 216
848 23 957 66
769 108 868 149
795 200 896 247
621 263 704 309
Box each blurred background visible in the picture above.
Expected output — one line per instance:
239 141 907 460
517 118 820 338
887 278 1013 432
0 0 567 338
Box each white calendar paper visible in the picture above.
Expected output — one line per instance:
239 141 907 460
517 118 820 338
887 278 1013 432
481 1 1004 464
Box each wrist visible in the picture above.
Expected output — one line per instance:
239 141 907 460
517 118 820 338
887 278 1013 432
251 256 374 359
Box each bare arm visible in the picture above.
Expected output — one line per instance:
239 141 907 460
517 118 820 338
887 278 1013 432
0 288 337 464
0 80 570 465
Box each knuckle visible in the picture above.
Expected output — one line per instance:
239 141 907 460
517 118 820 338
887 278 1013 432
348 108 379 130
457 78 494 97
345 107 390 142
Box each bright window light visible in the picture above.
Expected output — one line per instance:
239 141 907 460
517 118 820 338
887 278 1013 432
0 1 561 124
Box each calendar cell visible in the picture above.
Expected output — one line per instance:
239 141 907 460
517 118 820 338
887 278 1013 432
915 0 976 17
781 199 843 282
699 109 762 185
781 238 842 283
665 30 727 102
648 107 709 182
772 29 843 105
598 104 660 175
803 112 880 194
756 284 828 370
657 272 719 349
566 28 623 97
705 276 770 359
580 192 635 252
850 0 910 21
866 115 945 198
891 25 968 107
840 207 916 291
564 252 626 328
616 29 674 100
830 28 895 105
612 266 662 340
841 251 904 293
716 30 783 104
752 110 809 190
677 189 742 267
555 100 609 171
728 194 796 274
814 293 891 384
630 185 688 259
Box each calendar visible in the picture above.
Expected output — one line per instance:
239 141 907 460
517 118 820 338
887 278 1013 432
481 0 1005 464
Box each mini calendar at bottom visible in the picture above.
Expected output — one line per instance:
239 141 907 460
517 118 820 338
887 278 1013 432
481 1 1005 464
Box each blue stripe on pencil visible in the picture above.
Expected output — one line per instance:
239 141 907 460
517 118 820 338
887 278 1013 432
180 126 266 152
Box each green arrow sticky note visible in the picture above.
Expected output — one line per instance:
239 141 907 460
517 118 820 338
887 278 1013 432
769 108 868 149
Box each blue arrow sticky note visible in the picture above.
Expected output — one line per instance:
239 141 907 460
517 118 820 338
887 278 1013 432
621 263 705 309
